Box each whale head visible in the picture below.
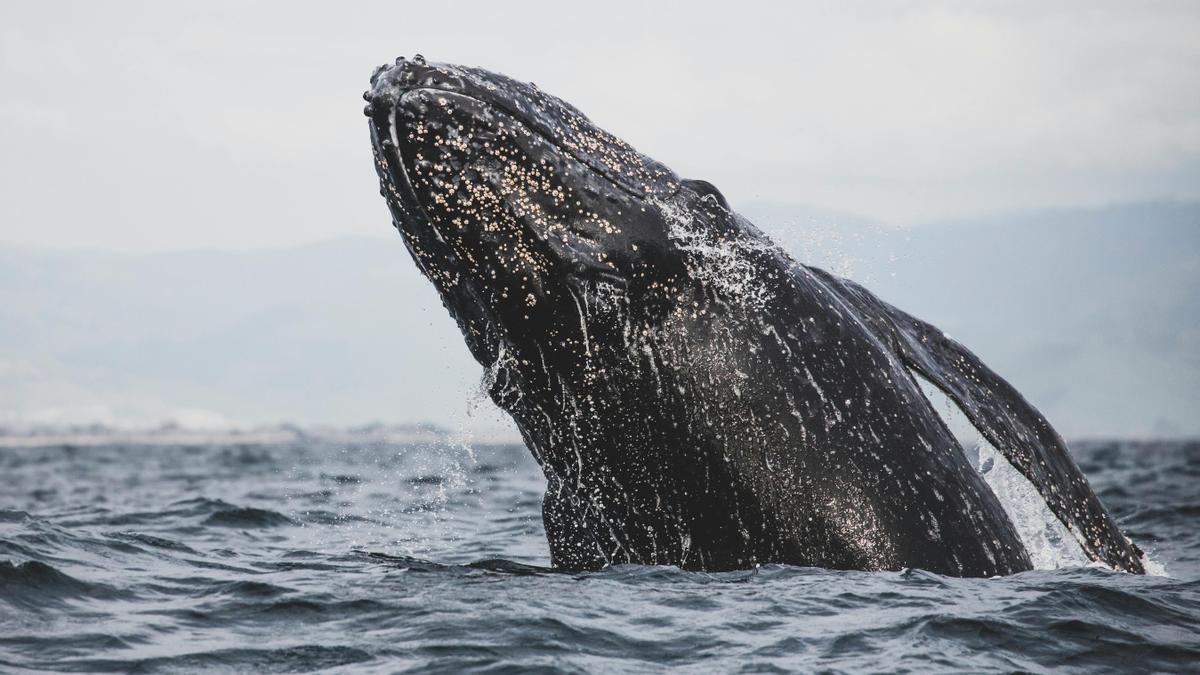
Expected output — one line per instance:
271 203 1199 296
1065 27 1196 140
365 57 739 373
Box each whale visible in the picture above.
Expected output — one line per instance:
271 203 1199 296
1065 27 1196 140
364 56 1145 576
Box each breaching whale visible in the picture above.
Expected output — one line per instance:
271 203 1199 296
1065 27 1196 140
364 56 1145 576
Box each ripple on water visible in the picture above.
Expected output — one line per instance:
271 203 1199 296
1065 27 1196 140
58 645 375 674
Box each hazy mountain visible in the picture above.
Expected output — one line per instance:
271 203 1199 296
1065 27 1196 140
1 201 1195 438
0 238 498 433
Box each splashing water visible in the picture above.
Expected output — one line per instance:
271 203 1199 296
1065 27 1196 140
659 197 776 310
911 372 1168 575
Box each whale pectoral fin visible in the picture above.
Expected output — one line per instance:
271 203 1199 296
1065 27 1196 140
811 268 1145 573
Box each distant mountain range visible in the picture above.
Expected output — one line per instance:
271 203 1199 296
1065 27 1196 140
1 201 1196 438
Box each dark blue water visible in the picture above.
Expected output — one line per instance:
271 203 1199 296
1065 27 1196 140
1 436 1197 673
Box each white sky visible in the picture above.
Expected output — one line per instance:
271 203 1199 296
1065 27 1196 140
1 1 1197 252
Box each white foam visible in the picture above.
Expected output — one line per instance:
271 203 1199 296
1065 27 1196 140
973 438 1090 570
911 372 1166 574
659 199 775 311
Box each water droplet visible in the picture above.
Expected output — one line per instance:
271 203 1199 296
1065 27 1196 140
413 53 426 65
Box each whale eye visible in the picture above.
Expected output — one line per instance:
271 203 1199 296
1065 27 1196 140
681 179 729 210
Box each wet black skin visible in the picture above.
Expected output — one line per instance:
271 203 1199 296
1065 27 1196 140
364 56 1144 576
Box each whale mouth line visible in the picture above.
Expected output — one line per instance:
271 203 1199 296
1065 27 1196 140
375 110 450 255
371 111 503 366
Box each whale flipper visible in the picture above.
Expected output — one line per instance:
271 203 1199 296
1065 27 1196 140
812 268 1145 573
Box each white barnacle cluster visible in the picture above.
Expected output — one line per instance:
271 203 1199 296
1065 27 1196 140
393 91 643 372
459 66 676 199
400 103 548 293
552 111 673 196
399 91 643 303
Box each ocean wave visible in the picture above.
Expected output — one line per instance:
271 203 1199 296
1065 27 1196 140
0 560 129 606
202 507 298 529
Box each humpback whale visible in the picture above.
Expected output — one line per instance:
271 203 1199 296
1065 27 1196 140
364 56 1145 576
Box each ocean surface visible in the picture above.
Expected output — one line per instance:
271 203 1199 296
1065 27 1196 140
1 434 1197 673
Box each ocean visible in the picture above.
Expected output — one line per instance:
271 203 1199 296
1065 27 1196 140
1 433 1197 673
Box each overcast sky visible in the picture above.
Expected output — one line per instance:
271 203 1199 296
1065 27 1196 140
2 1 1197 252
